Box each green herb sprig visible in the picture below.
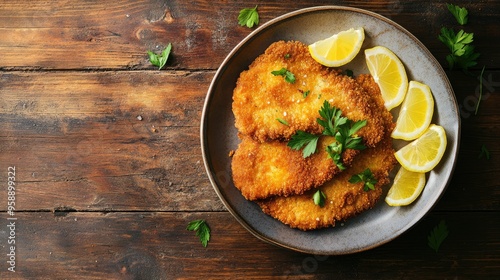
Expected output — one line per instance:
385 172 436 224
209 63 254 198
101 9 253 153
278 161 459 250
349 168 378 191
428 220 449 253
187 219 211 247
238 6 259 28
147 43 172 70
478 144 490 160
288 101 366 169
447 3 468 25
439 5 479 71
271 68 296 84
438 28 479 71
288 130 319 158
313 190 326 207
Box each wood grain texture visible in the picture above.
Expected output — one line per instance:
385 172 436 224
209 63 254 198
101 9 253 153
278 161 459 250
0 0 497 70
0 212 498 279
0 71 225 211
0 0 499 278
0 70 498 212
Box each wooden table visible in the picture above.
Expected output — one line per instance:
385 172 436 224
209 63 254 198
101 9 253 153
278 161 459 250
0 1 498 279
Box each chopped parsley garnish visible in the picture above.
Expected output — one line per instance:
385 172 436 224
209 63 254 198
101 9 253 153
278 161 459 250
302 90 310 98
349 168 377 191
186 219 211 247
284 53 291 59
288 100 366 169
447 3 468 25
238 6 259 28
288 130 320 158
277 118 289 126
428 220 449 253
147 43 172 70
344 69 354 77
313 190 326 207
271 68 296 83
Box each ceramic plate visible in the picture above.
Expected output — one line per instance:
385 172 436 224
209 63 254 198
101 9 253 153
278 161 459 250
201 6 460 255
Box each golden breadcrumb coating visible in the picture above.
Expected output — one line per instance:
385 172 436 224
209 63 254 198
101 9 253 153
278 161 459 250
256 73 396 230
231 135 359 200
257 135 396 230
232 40 385 147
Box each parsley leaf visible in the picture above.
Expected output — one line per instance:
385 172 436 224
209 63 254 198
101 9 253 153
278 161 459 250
287 100 367 169
447 3 468 25
317 101 347 137
277 118 289 126
238 6 259 28
428 220 449 253
288 130 320 158
187 219 211 247
438 27 479 71
313 190 326 207
349 168 378 191
147 43 172 70
478 144 490 160
271 68 296 83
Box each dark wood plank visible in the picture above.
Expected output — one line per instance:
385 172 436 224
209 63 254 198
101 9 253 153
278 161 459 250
0 71 224 211
0 70 499 212
0 211 498 279
0 0 497 70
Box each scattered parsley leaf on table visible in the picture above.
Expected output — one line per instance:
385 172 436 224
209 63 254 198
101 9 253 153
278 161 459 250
478 144 491 160
238 6 259 28
313 190 326 207
147 43 172 70
187 219 211 247
447 3 468 25
428 220 449 253
438 27 479 71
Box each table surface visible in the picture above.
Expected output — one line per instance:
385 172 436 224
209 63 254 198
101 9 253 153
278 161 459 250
0 0 499 279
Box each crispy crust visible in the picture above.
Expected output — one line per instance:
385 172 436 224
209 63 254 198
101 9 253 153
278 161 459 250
257 135 396 230
256 73 397 230
231 135 359 200
231 40 397 230
232 41 385 147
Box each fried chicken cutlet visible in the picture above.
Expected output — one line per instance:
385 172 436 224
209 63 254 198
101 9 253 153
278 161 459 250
231 135 359 200
232 40 385 147
257 134 396 230
257 75 396 230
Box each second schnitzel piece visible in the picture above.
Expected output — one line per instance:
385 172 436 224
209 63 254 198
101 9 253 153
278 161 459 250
231 135 359 201
257 134 396 230
232 40 385 147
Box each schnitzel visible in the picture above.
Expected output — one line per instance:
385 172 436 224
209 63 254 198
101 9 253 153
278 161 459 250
257 75 396 230
232 40 385 147
231 135 359 200
257 134 396 230
230 40 397 230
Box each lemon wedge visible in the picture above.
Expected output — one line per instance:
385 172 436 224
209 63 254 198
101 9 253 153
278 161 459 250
395 124 447 173
308 27 365 67
385 167 426 206
365 46 408 110
392 81 435 140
